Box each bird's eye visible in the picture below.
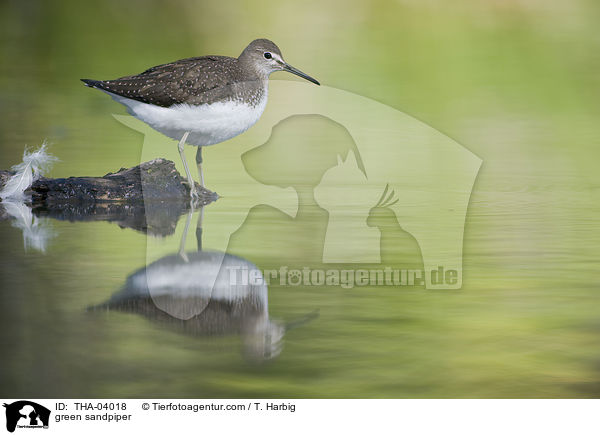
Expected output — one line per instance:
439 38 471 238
263 52 272 59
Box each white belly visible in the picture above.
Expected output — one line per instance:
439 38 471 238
105 90 268 146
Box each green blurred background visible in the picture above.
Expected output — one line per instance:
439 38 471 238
0 0 599 397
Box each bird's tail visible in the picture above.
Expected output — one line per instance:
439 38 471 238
81 78 103 88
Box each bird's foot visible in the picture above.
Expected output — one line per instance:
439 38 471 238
182 179 199 199
183 179 218 206
189 187 202 206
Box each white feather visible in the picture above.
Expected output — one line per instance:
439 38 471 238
0 142 59 200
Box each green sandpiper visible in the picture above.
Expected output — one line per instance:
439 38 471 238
82 38 320 199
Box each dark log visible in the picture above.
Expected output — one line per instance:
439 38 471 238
31 158 216 204
0 159 218 236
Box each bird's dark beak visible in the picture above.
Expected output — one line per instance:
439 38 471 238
282 63 320 85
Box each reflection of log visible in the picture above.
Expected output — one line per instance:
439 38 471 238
31 202 187 237
0 159 218 236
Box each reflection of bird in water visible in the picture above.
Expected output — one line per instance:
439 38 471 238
367 185 424 270
89 207 318 362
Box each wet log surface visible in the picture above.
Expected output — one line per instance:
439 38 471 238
31 158 216 204
0 159 218 236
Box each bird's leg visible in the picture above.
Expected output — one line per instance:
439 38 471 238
196 146 205 188
177 131 198 199
196 205 204 252
178 204 194 262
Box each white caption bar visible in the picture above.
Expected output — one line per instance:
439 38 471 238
1 399 597 434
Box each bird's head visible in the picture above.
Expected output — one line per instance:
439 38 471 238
240 38 320 85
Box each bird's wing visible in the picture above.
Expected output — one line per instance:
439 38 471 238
82 56 249 107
